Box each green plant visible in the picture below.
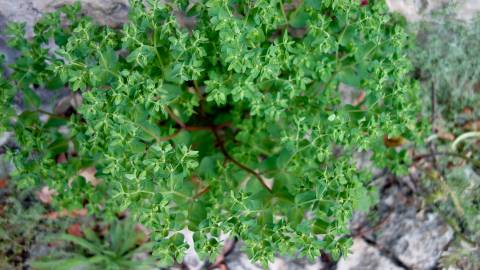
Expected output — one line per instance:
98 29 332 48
31 218 157 270
412 9 480 122
0 190 44 269
0 174 61 270
1 0 420 265
410 7 480 270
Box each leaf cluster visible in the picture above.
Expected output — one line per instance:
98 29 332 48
31 218 157 270
1 0 420 265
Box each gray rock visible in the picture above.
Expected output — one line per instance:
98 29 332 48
0 14 18 67
225 244 263 270
34 0 129 27
181 229 203 270
0 153 13 180
349 174 454 270
0 1 43 36
222 242 325 270
337 238 404 270
0 132 12 147
268 256 324 270
376 211 454 269
368 176 454 270
385 0 480 21
0 0 129 35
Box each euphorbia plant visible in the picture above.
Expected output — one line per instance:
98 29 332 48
1 0 420 265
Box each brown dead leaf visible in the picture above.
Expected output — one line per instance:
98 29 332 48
437 132 455 141
383 135 405 148
36 186 58 204
463 107 473 116
79 167 101 186
464 120 480 131
46 211 60 220
0 178 8 189
70 208 88 217
67 223 84 237
46 208 87 220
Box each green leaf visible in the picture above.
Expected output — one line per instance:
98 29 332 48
295 191 316 205
21 88 41 109
289 7 310 28
45 76 64 90
59 234 103 254
353 186 376 212
126 45 156 67
43 118 68 128
30 257 92 270
197 156 217 177
304 0 322 10
47 138 69 155
312 217 331 234
188 203 207 230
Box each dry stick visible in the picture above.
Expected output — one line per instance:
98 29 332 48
429 83 439 170
211 127 272 193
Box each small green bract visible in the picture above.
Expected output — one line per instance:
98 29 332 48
1 0 420 265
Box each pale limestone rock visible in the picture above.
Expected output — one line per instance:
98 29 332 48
0 1 42 33
226 245 263 270
0 132 12 147
267 256 324 270
32 0 129 27
337 238 404 270
376 211 454 269
0 0 129 34
386 0 480 21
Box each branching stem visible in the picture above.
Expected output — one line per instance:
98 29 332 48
211 127 272 193
161 102 272 193
164 105 186 129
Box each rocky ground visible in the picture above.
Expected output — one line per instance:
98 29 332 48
386 0 480 21
0 1 474 269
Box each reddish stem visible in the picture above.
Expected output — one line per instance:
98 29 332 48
211 127 272 193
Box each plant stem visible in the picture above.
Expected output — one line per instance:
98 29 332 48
211 127 272 193
164 105 186 128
